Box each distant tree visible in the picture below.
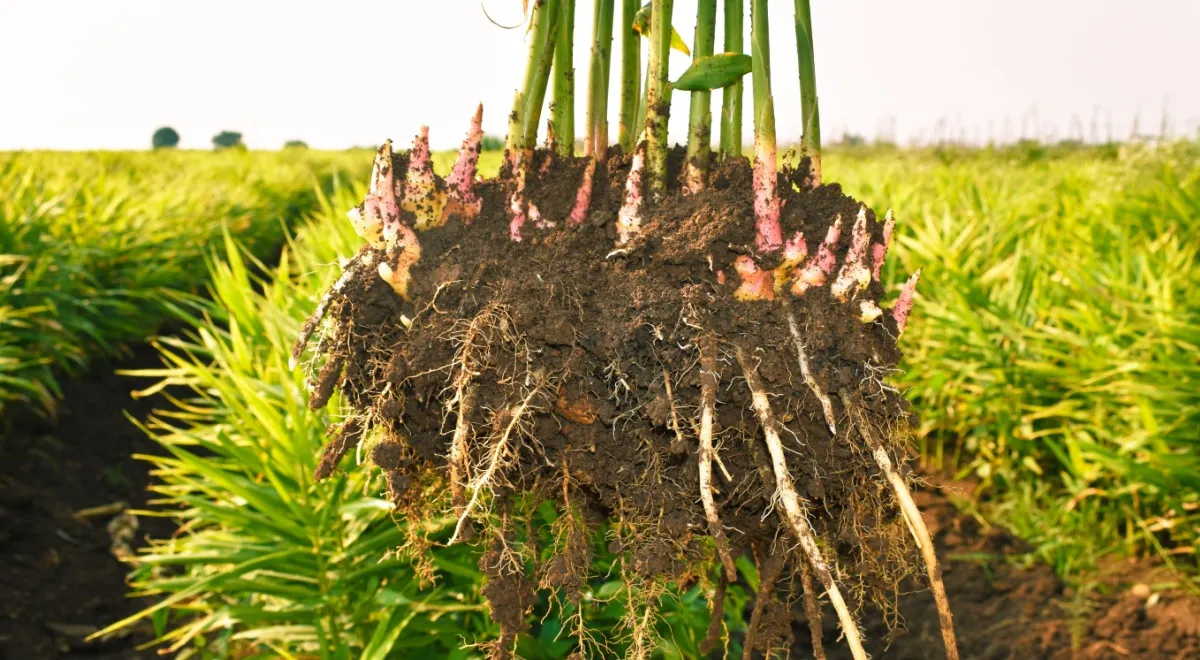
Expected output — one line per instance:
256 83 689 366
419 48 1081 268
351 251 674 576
283 140 309 150
152 126 180 149
480 134 504 151
212 131 244 150
838 132 867 148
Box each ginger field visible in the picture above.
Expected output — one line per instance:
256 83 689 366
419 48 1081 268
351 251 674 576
2 141 1197 658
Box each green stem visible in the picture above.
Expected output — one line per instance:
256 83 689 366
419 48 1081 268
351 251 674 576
586 0 601 155
617 0 641 152
794 0 821 182
522 0 561 149
720 0 744 157
505 91 524 173
750 0 774 156
595 0 616 158
684 0 717 189
635 58 650 138
551 0 576 156
645 0 674 201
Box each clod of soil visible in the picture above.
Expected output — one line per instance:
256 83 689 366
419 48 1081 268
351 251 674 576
297 141 931 656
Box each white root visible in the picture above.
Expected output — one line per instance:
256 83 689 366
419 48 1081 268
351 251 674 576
783 307 837 435
661 368 688 450
699 336 737 580
449 382 542 545
842 393 959 660
734 347 867 660
447 309 494 516
449 384 477 513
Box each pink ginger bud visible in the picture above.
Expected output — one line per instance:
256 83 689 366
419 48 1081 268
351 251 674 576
791 215 842 296
445 103 484 223
892 268 921 335
508 153 528 241
362 140 402 251
402 126 448 231
369 139 393 197
734 255 775 301
753 138 783 253
773 231 808 293
871 209 895 281
831 207 872 302
567 158 598 226
349 140 394 248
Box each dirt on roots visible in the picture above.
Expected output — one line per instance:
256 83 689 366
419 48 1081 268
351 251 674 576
300 147 930 656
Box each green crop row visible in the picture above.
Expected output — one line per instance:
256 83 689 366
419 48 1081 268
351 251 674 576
832 141 1200 575
73 139 1198 655
0 150 366 419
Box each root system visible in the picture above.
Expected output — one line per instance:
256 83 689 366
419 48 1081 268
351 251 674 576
294 129 955 656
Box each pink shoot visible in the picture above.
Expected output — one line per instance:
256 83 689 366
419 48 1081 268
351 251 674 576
508 155 528 241
353 141 422 299
348 141 394 248
367 140 403 250
445 103 484 223
734 255 775 301
871 208 894 281
616 133 648 245
402 126 447 231
831 206 871 301
773 231 807 293
893 268 921 335
752 135 783 253
567 158 598 226
790 215 841 296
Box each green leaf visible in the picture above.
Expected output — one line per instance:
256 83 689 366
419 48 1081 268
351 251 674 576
632 3 691 56
672 52 752 91
362 608 417 660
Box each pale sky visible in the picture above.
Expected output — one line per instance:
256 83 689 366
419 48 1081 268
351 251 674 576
2 0 1197 150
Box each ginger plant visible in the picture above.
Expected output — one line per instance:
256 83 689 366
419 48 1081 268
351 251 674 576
291 2 958 658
